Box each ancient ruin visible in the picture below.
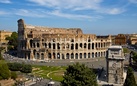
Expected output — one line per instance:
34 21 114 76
17 19 111 61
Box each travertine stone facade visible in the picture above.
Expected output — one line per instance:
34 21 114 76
0 30 12 49
17 19 111 61
106 45 125 84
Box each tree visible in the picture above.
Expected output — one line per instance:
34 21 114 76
20 64 32 73
61 63 98 86
123 67 136 86
6 32 18 50
0 61 11 80
11 71 17 80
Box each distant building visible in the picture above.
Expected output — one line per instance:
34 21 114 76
0 30 12 50
17 19 112 61
129 34 137 45
106 45 125 84
115 34 126 45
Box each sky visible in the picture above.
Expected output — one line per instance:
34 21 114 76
0 0 137 35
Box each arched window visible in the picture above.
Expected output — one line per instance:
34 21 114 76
88 43 90 49
88 53 90 58
71 53 74 59
92 43 94 49
37 43 40 48
71 44 74 50
66 53 69 59
84 53 86 58
75 43 78 49
75 53 78 59
53 43 56 49
30 40 33 48
37 53 40 59
41 53 44 60
49 43 51 48
84 43 86 49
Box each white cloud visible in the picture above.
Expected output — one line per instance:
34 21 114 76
129 0 137 4
0 0 11 3
13 9 102 21
27 0 126 15
103 8 125 15
47 10 103 21
0 10 9 15
27 0 102 10
14 9 47 18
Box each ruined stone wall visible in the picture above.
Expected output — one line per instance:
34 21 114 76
17 19 112 61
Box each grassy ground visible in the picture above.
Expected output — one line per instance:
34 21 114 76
32 65 66 81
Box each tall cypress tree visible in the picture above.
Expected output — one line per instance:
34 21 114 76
123 67 136 86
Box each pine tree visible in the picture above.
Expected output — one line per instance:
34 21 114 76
123 67 137 86
61 62 98 86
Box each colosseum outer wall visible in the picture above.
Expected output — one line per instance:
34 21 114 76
17 19 112 61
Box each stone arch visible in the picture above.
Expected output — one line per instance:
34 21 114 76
37 53 40 59
95 43 97 48
98 52 100 57
95 52 98 57
88 53 90 58
92 43 94 49
71 39 74 42
57 43 60 49
48 43 51 48
37 43 40 48
53 43 56 49
84 43 86 49
80 53 82 59
71 53 74 59
45 43 47 48
41 53 44 60
88 39 91 42
57 53 60 59
48 53 52 59
92 52 94 58
84 53 86 58
75 53 78 59
53 53 56 59
66 53 69 59
30 39 33 48
62 54 65 59
80 43 82 48
101 43 103 48
71 44 74 50
98 43 100 48
88 43 90 49
75 43 78 50
33 49 36 59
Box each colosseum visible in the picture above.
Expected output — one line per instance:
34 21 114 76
17 19 112 61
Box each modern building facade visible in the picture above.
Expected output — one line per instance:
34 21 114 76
17 19 112 61
106 45 125 84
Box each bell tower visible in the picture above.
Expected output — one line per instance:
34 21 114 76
106 45 125 84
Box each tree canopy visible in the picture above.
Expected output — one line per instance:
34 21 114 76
6 32 18 50
123 67 136 86
0 61 11 80
61 63 98 86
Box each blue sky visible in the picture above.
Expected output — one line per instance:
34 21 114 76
0 0 137 35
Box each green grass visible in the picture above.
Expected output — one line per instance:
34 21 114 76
32 65 66 81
